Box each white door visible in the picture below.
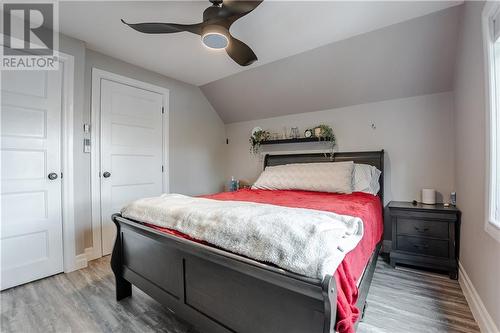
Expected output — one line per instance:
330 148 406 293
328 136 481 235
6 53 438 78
100 79 164 255
1 69 63 290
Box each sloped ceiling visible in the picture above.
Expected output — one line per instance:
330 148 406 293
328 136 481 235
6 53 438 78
58 1 461 85
201 5 462 123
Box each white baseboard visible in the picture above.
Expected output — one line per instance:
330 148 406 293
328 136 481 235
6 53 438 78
73 247 101 271
459 262 499 333
85 246 102 262
74 253 88 270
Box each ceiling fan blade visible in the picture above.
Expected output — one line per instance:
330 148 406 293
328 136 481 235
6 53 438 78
226 35 257 66
222 0 263 16
121 19 203 35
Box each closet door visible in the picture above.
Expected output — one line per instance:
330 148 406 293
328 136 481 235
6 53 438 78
100 79 164 255
1 69 63 290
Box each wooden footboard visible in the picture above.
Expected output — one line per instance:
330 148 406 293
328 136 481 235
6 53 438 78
111 214 338 333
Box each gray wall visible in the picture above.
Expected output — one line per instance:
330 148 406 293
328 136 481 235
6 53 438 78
225 92 456 240
453 2 500 329
60 35 226 254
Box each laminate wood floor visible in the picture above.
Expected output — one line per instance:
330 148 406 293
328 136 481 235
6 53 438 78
357 258 479 333
1 256 479 333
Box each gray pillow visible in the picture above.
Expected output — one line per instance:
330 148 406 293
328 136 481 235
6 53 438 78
353 164 381 195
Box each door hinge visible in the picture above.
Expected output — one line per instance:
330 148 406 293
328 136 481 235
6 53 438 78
161 106 165 114
61 172 63 179
162 165 164 172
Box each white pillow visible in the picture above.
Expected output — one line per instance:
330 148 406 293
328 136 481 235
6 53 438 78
353 163 381 195
252 161 354 194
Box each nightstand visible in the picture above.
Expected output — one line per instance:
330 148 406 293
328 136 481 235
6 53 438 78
388 201 460 279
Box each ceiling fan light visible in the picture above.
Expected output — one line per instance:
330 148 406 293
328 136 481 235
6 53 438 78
201 24 229 50
202 32 228 49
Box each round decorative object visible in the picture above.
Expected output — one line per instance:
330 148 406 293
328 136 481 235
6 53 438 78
251 126 263 136
201 25 229 49
304 129 312 138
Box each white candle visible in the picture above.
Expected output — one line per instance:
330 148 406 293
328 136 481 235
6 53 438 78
422 188 436 204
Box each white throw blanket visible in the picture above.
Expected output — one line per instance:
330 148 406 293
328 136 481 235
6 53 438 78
121 194 364 280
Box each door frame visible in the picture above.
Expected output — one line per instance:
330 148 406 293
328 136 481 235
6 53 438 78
0 36 77 273
90 68 170 260
58 51 78 273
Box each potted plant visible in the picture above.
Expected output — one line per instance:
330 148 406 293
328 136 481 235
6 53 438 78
314 124 336 156
249 128 270 155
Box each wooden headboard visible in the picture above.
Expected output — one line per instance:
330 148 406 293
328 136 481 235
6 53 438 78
263 150 385 203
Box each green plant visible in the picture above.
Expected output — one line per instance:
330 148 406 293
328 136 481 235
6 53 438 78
314 124 336 157
249 130 270 155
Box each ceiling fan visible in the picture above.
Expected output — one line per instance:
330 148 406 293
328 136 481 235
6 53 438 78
121 0 263 66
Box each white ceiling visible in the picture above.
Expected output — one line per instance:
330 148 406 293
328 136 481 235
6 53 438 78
59 1 462 86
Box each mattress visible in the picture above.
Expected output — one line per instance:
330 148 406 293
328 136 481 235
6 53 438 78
145 189 383 333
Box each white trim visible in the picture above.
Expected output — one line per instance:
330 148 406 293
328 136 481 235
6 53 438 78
163 94 170 193
90 68 170 259
58 52 78 273
85 245 101 262
90 71 103 259
459 262 499 333
74 247 97 270
482 3 500 243
84 246 96 259
74 253 88 271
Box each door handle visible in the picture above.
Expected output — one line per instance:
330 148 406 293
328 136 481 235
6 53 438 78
103 171 111 178
48 173 58 180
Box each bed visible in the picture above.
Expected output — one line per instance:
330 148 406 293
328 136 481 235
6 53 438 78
111 150 384 333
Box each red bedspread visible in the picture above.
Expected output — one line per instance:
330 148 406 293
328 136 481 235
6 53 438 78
147 189 383 333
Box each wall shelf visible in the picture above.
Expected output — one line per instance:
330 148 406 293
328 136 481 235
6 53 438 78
260 137 332 145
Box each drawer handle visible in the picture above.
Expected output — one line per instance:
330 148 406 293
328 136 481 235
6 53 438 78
414 226 430 233
413 244 429 249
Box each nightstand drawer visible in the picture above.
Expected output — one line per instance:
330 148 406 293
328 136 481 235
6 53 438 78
396 218 448 239
396 236 449 258
389 209 457 221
